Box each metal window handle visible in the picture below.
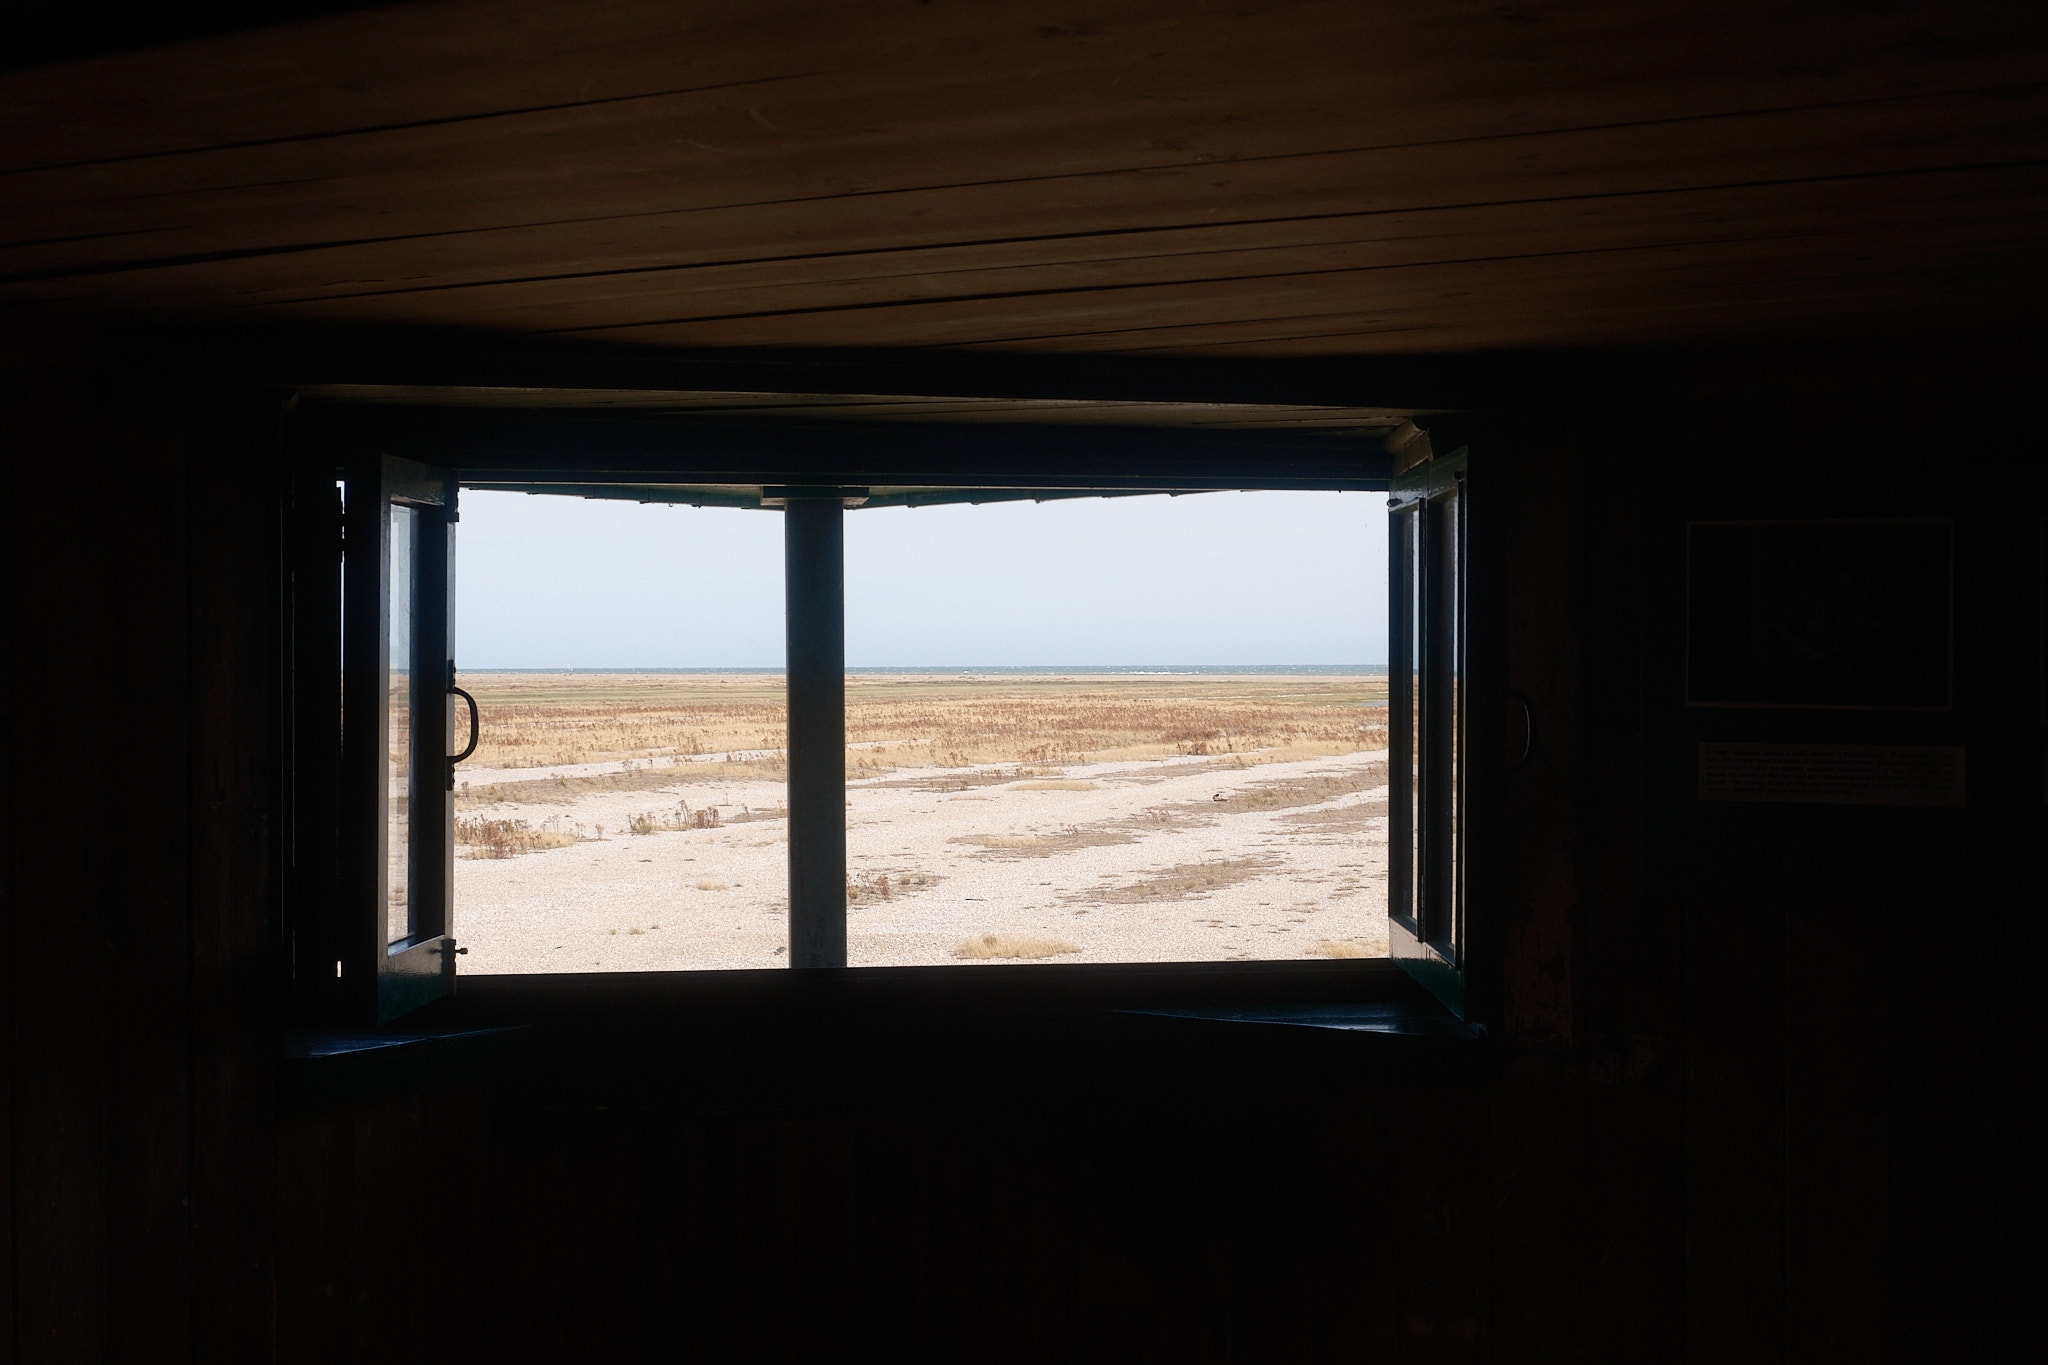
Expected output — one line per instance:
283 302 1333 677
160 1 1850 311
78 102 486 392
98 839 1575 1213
449 684 480 764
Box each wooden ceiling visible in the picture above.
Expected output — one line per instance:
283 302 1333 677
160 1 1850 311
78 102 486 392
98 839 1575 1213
3 0 2045 360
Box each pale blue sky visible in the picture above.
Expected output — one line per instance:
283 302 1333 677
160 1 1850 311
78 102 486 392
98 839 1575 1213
454 489 1386 668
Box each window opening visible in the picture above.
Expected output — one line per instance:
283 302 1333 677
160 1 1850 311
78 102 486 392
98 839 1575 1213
314 469 1418 1008
387 501 416 944
435 489 1389 974
840 492 1390 965
449 492 790 973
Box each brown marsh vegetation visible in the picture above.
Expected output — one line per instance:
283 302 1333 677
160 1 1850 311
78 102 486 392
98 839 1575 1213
454 815 581 859
451 671 1388 777
457 673 786 770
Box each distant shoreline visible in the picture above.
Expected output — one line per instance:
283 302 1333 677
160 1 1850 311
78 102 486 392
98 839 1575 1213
459 664 1390 676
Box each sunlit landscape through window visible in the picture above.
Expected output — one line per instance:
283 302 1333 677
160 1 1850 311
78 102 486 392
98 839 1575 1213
448 490 1390 971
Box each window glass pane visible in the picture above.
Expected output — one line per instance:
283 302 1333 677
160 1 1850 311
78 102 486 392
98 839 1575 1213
450 494 788 972
387 503 415 945
1387 504 1419 928
1405 505 1424 927
1442 486 1463 957
1414 486 1463 956
843 492 1389 966
1424 495 1445 945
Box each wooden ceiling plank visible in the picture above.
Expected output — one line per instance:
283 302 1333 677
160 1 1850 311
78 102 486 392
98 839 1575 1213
8 59 2042 265
50 163 2019 339
538 224 2045 355
6 86 2041 321
960 246 2048 355
4 0 2044 355
9 0 2039 176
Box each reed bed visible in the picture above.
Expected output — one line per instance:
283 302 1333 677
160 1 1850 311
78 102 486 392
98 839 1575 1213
455 815 581 859
452 672 1388 775
627 801 723 835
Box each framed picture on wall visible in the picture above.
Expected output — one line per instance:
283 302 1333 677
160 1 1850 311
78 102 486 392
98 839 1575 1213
1686 519 1952 710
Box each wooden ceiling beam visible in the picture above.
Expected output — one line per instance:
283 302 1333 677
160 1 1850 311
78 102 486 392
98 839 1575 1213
300 401 1397 489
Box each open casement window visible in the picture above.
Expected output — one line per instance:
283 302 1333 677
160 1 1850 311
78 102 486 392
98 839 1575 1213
1388 447 1468 1016
341 455 472 1023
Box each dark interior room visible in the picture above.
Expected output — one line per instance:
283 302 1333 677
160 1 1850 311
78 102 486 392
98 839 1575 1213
3 2 2043 1359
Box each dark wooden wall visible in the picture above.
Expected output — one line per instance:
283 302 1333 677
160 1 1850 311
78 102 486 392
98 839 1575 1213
1 372 283 1359
4 345 2043 1361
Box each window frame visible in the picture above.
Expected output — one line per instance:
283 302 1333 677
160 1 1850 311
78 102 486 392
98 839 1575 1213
1387 447 1471 1017
283 404 1488 1030
318 453 465 1024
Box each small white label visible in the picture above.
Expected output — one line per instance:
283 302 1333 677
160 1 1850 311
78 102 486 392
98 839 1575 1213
1698 742 1965 806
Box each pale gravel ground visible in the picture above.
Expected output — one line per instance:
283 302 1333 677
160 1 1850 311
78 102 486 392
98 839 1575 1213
455 748 1389 973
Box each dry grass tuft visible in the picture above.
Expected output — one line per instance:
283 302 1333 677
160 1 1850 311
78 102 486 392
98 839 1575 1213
694 880 728 892
863 765 1058 794
950 825 1140 858
455 816 581 859
953 933 1081 960
1309 939 1378 958
1202 765 1388 815
1278 800 1391 834
627 801 722 835
1075 856 1279 905
954 833 1053 850
847 871 940 904
1012 780 1100 791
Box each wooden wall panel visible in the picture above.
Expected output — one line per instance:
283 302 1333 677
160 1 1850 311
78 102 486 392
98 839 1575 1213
2 377 283 1363
185 398 283 1359
2 373 194 1362
1784 902 1889 1364
4 336 2042 1363
286 1022 1463 1364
